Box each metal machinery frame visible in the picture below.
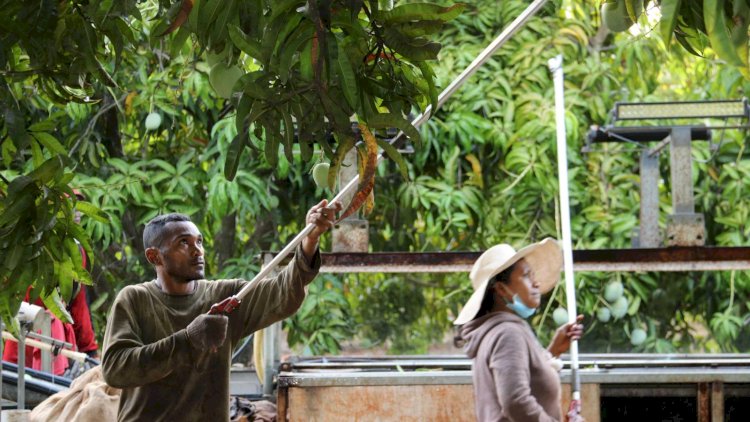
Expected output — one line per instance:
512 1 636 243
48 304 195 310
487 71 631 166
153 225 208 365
259 107 750 421
586 99 750 248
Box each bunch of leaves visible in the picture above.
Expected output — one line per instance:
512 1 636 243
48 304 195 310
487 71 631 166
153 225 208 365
178 0 466 209
0 0 468 330
285 274 355 355
0 156 106 333
0 1 140 103
648 0 750 76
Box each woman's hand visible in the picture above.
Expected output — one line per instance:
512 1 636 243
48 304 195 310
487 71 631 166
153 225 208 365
566 411 585 422
547 314 584 357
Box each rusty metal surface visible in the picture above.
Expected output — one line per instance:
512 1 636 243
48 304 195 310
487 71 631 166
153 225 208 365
638 150 661 248
561 384 600 422
670 127 696 215
666 213 706 247
711 381 724 422
277 385 289 422
311 246 750 272
287 384 476 422
287 356 750 371
331 219 369 253
698 382 710 422
278 367 750 387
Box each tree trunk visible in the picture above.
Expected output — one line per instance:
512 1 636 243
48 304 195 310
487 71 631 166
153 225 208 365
99 93 124 158
245 211 277 251
215 212 237 272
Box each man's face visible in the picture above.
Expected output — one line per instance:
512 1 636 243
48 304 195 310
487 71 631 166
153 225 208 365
153 221 205 283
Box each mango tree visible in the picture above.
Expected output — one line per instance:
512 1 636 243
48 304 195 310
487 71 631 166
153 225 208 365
0 0 464 329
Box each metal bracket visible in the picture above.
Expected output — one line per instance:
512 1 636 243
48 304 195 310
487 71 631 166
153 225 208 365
667 127 705 246
332 148 369 253
666 213 706 247
636 150 661 248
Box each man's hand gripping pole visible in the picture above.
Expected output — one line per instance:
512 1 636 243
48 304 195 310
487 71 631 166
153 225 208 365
208 296 242 315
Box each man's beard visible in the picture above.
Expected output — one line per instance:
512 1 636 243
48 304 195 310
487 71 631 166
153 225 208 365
167 266 204 283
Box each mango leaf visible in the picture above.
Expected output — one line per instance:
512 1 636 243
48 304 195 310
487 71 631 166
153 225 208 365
63 237 84 279
208 0 236 47
704 0 746 67
65 217 93 266
376 139 410 181
337 123 378 221
366 113 421 144
263 123 280 168
28 155 64 185
235 95 253 135
54 258 76 305
730 0 750 72
383 27 440 61
228 25 263 60
4 108 30 149
262 13 301 66
395 20 444 37
0 188 36 228
299 38 314 81
75 200 109 224
624 0 640 23
269 0 306 22
158 0 194 37
675 32 704 57
375 3 466 24
280 107 295 163
40 288 73 324
224 134 244 181
416 61 438 117
7 175 35 197
335 38 358 110
3 242 26 272
328 135 356 191
278 22 315 83
659 0 682 47
198 0 223 35
354 145 375 216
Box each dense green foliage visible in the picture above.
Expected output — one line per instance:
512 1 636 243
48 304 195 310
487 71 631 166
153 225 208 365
604 0 750 78
0 0 460 330
2 0 750 357
294 0 750 354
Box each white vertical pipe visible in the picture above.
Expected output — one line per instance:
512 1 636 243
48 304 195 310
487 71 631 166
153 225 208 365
547 54 581 402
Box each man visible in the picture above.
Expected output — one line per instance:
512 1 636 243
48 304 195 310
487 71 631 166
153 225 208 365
3 189 99 375
101 199 341 421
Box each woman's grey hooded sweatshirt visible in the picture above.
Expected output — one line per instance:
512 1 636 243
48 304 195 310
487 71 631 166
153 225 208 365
460 311 562 422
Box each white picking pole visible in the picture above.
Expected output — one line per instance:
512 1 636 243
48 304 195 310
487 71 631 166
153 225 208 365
548 55 581 411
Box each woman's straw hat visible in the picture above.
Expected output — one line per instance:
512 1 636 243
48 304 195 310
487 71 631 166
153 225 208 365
453 238 562 325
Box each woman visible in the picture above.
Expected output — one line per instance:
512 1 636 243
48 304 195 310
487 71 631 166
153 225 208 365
455 238 584 422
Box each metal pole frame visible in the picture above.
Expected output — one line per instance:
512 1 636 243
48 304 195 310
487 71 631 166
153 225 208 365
548 55 582 413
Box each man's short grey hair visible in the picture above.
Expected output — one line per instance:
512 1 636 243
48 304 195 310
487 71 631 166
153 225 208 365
143 213 192 249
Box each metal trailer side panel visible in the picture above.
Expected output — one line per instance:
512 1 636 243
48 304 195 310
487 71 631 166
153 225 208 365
286 384 476 422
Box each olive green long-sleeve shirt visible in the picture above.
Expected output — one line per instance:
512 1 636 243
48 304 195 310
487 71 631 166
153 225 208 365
102 247 320 421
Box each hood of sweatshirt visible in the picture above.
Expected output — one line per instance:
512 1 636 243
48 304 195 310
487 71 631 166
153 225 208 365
459 311 529 358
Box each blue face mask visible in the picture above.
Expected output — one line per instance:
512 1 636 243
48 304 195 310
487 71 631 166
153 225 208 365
505 294 536 319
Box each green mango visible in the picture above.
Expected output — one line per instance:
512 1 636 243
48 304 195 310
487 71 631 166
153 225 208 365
312 162 330 189
601 0 641 33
